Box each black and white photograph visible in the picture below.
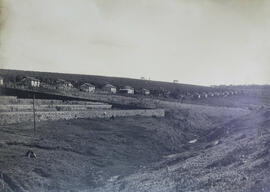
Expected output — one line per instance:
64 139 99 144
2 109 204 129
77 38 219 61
0 0 270 191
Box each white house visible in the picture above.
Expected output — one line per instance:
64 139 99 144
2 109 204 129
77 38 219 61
80 83 95 93
142 88 150 95
208 92 215 97
202 92 208 98
222 91 230 97
102 84 117 94
0 76 3 86
21 77 40 87
119 86 134 94
214 92 221 96
138 88 150 95
193 93 201 99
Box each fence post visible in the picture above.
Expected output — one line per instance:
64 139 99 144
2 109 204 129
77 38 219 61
33 94 36 136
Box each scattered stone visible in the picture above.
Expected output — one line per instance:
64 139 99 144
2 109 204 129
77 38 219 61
188 139 197 144
213 140 220 145
108 175 119 182
25 150 37 159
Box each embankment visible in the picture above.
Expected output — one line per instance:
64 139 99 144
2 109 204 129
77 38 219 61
0 109 165 125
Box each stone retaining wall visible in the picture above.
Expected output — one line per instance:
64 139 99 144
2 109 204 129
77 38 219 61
0 97 106 105
1 87 158 108
0 109 165 125
0 104 112 112
0 96 17 99
0 96 17 104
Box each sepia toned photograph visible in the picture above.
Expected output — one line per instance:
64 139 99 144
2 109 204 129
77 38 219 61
0 0 270 191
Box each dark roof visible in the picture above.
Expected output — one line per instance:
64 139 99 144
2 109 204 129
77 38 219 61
22 76 40 81
142 88 150 91
81 83 95 87
121 85 134 90
103 84 116 88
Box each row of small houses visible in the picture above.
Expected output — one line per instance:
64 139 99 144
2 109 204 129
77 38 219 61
190 90 240 99
0 76 241 98
0 76 150 95
56 79 150 95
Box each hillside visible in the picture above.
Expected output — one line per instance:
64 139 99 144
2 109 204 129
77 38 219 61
0 69 214 93
94 108 270 192
0 69 270 192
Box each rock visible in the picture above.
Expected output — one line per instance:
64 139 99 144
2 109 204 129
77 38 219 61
108 175 119 182
213 140 220 145
25 150 37 159
188 139 197 144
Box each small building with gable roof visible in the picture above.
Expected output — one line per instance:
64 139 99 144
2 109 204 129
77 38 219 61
80 83 95 93
102 84 117 94
136 88 150 95
119 85 134 94
0 76 3 86
21 76 40 87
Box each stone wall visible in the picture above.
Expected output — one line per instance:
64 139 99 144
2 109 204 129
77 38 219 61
0 104 112 112
0 97 106 105
0 96 17 104
1 87 158 109
0 109 165 125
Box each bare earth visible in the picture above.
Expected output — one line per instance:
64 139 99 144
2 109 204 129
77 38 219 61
0 102 269 192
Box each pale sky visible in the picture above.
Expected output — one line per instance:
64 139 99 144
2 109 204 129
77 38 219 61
0 0 270 85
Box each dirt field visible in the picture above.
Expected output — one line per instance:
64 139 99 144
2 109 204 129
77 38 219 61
0 100 269 192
